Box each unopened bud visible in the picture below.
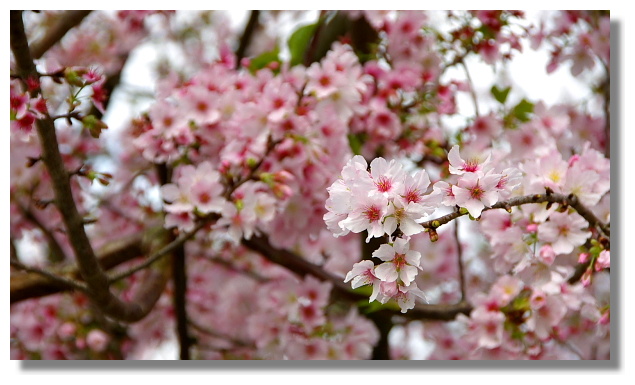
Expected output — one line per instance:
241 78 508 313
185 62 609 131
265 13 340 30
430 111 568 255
459 207 468 215
273 170 294 183
580 269 592 287
273 184 293 200
431 220 440 228
246 157 258 169
578 252 590 264
259 172 274 185
428 229 438 242
598 311 610 325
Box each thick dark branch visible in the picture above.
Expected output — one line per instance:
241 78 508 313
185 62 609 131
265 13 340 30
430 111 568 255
242 233 473 321
30 10 92 59
157 163 191 360
601 72 610 158
243 234 362 302
11 11 166 322
234 10 260 69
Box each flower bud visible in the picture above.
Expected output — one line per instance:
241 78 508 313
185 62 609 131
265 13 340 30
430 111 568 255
538 245 556 265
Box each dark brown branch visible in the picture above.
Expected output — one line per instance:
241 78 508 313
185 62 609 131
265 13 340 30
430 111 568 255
234 10 260 69
30 10 92 59
242 233 473 321
172 239 191 360
11 11 167 322
157 163 191 360
601 71 610 158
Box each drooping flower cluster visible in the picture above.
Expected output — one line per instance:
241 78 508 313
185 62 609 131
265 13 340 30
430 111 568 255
344 238 427 313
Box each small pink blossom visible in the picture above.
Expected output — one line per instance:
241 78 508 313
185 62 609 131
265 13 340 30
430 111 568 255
372 238 422 286
447 145 492 176
538 211 591 255
452 172 500 218
338 193 388 242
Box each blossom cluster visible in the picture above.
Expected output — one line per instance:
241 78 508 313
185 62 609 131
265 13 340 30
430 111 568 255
324 155 440 241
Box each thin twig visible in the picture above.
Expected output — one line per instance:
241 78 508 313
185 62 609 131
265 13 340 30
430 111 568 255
10 260 88 293
460 59 480 118
108 220 210 283
16 202 68 263
188 318 254 348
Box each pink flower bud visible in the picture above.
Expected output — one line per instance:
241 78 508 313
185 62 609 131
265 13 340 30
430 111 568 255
599 311 610 325
538 245 556 265
526 223 538 233
273 170 294 183
581 269 592 287
578 252 590 264
595 250 610 271
272 184 293 200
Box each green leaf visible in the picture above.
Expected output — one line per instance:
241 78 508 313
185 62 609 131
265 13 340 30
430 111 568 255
248 47 281 73
490 85 511 105
347 133 366 155
288 22 318 66
82 115 108 138
511 99 534 122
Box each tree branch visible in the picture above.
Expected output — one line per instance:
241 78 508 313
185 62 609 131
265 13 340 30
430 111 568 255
157 163 191 360
188 318 254 349
242 233 473 321
10 259 88 294
11 233 147 304
421 193 610 240
30 10 92 59
234 10 260 69
11 10 167 322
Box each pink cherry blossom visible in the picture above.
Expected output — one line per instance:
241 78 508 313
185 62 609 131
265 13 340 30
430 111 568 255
372 238 422 286
452 172 500 217
447 145 492 176
538 211 591 255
